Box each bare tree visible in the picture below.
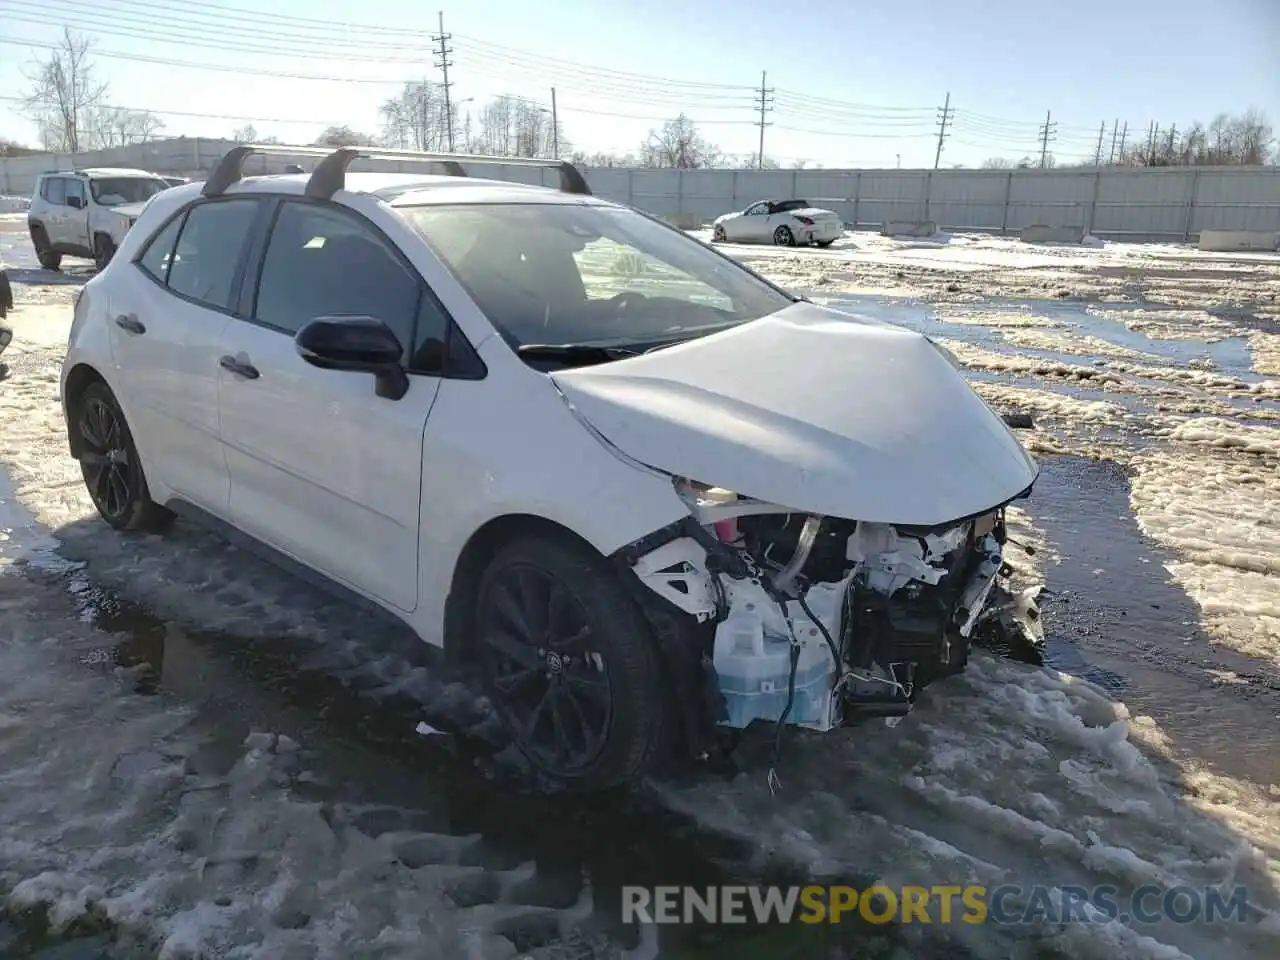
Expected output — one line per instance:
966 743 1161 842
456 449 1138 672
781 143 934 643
471 96 565 158
639 115 722 169
90 107 165 148
982 157 1013 169
21 28 109 153
315 125 375 147
569 149 635 167
379 81 455 151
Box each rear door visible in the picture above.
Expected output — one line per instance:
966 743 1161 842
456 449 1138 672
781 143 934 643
108 197 265 512
40 177 69 247
216 198 445 612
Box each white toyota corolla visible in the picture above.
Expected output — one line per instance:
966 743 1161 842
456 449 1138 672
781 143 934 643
61 145 1039 790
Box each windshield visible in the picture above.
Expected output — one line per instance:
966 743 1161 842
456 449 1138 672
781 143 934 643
90 177 167 206
400 202 793 351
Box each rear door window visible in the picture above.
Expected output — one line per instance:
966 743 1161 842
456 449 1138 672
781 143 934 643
165 199 261 312
43 177 67 205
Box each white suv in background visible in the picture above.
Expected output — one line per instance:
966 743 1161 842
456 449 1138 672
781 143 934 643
29 168 171 272
60 144 1038 791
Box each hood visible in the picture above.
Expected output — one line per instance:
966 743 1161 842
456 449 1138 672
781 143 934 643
550 302 1037 526
108 201 149 219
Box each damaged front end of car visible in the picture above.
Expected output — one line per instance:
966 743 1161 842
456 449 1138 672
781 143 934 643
612 476 1040 760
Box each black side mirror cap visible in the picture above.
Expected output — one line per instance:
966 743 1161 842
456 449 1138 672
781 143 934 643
295 316 409 400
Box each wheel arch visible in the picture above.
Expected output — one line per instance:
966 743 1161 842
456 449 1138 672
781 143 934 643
442 512 601 665
63 362 109 458
440 509 715 763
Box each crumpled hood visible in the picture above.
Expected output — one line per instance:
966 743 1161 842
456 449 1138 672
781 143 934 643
550 302 1038 526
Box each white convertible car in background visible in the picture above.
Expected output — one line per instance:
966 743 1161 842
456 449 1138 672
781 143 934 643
60 144 1038 792
711 198 844 247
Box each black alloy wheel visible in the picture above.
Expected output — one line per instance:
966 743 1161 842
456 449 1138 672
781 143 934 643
479 561 613 775
75 381 174 532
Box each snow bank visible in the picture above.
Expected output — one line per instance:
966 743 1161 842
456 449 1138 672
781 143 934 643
999 326 1162 362
973 382 1127 425
0 195 29 214
1250 332 1280 376
1131 420 1280 665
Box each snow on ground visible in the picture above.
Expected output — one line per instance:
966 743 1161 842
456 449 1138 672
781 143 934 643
2 230 1280 958
0 195 30 215
1129 421 1280 668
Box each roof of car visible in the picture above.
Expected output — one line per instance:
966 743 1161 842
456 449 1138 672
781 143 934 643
158 171 614 207
69 168 166 179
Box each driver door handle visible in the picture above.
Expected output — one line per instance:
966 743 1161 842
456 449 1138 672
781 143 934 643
114 314 145 334
219 355 260 380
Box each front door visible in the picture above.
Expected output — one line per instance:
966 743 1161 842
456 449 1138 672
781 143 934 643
216 199 443 612
106 197 263 512
64 178 91 253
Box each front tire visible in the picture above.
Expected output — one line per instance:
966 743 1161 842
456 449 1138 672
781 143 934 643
474 535 667 791
94 235 116 273
73 381 175 533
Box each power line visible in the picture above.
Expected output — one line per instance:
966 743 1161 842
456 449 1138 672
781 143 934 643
934 92 952 169
1038 110 1058 167
431 10 455 151
754 70 774 168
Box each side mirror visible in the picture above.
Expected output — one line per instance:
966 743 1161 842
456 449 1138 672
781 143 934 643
295 316 409 400
67 195 83 209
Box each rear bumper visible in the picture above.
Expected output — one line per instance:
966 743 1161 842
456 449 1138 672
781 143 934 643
801 222 844 243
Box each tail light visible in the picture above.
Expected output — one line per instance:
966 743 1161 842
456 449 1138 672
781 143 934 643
795 215 814 225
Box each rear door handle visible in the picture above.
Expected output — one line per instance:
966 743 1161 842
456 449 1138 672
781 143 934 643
219 355 260 380
114 314 145 334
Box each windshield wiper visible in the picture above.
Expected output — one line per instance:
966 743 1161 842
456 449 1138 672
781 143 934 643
516 343 642 366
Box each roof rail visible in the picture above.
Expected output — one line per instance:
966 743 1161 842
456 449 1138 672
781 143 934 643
202 143 592 199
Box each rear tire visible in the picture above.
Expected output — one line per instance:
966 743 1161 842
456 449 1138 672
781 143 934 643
712 224 727 243
31 227 61 271
73 380 175 533
816 239 835 248
773 225 795 246
474 535 667 791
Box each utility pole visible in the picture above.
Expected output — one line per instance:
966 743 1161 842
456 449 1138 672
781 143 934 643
934 91 952 169
1093 121 1106 166
1108 118 1119 164
432 11 455 152
550 87 559 158
753 71 774 169
1118 121 1128 163
1165 123 1177 162
1037 110 1057 168
1146 120 1157 161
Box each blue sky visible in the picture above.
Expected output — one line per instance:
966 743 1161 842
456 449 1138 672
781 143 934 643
1 0 1277 168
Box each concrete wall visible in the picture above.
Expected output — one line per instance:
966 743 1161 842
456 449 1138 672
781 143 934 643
1197 230 1279 252
3 138 1279 243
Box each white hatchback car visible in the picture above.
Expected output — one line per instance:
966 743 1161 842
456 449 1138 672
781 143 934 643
711 199 844 247
61 145 1039 790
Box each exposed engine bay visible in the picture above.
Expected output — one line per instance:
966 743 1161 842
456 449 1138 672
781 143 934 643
620 478 1041 748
